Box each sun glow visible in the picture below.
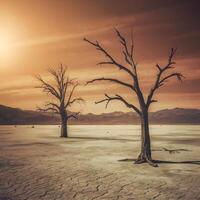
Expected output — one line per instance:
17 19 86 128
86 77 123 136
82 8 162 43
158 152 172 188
0 23 23 65
0 30 16 59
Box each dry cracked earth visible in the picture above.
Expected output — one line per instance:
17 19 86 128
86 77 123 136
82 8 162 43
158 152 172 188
0 125 200 200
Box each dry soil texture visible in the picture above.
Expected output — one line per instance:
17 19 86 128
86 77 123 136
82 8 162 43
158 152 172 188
0 125 200 200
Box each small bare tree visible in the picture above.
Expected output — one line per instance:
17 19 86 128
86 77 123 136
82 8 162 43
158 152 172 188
36 65 83 138
84 29 184 167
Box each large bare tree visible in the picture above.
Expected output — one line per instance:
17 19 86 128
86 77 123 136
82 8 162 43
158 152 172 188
84 29 184 167
36 65 83 138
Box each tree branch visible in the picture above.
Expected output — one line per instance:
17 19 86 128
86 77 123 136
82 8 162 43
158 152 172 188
86 77 135 91
48 68 63 97
83 37 135 79
67 97 84 108
37 102 60 114
67 112 80 120
114 28 137 73
48 65 75 103
159 72 184 85
95 93 141 115
114 28 146 107
146 48 184 107
65 82 79 108
35 75 60 100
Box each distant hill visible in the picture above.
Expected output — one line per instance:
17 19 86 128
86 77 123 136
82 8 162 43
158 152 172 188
0 105 199 125
75 108 200 125
0 105 59 125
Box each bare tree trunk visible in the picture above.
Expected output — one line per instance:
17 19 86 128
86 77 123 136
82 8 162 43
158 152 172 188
140 111 151 159
61 121 67 137
135 109 157 167
60 113 68 138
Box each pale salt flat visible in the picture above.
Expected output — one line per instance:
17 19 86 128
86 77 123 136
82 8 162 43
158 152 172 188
0 125 200 200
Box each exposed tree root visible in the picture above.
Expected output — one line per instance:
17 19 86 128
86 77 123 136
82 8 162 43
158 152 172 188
134 158 146 164
134 154 158 167
146 158 158 167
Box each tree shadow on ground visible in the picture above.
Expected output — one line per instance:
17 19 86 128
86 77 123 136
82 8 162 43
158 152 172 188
68 136 138 142
119 148 200 165
43 135 139 142
5 142 55 147
0 132 13 135
152 148 191 154
118 158 200 165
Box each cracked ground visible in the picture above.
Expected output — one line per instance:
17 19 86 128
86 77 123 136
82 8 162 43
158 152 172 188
0 125 200 200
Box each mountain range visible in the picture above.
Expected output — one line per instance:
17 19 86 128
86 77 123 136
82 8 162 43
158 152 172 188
0 104 199 125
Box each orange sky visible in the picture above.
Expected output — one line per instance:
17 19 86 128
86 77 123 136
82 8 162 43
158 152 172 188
0 0 199 114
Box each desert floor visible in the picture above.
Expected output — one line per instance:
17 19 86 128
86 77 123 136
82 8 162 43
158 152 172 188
0 125 200 200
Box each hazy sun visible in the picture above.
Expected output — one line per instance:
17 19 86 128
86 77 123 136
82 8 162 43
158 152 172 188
0 31 14 58
0 24 25 67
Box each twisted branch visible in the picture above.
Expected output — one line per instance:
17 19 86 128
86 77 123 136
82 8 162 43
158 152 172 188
36 75 60 99
67 97 84 107
146 48 184 107
95 93 141 115
68 112 80 119
65 82 80 108
37 102 60 114
87 77 135 91
115 28 137 72
83 37 135 79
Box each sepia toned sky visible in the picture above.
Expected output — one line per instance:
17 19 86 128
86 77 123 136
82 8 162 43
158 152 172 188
0 0 199 114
